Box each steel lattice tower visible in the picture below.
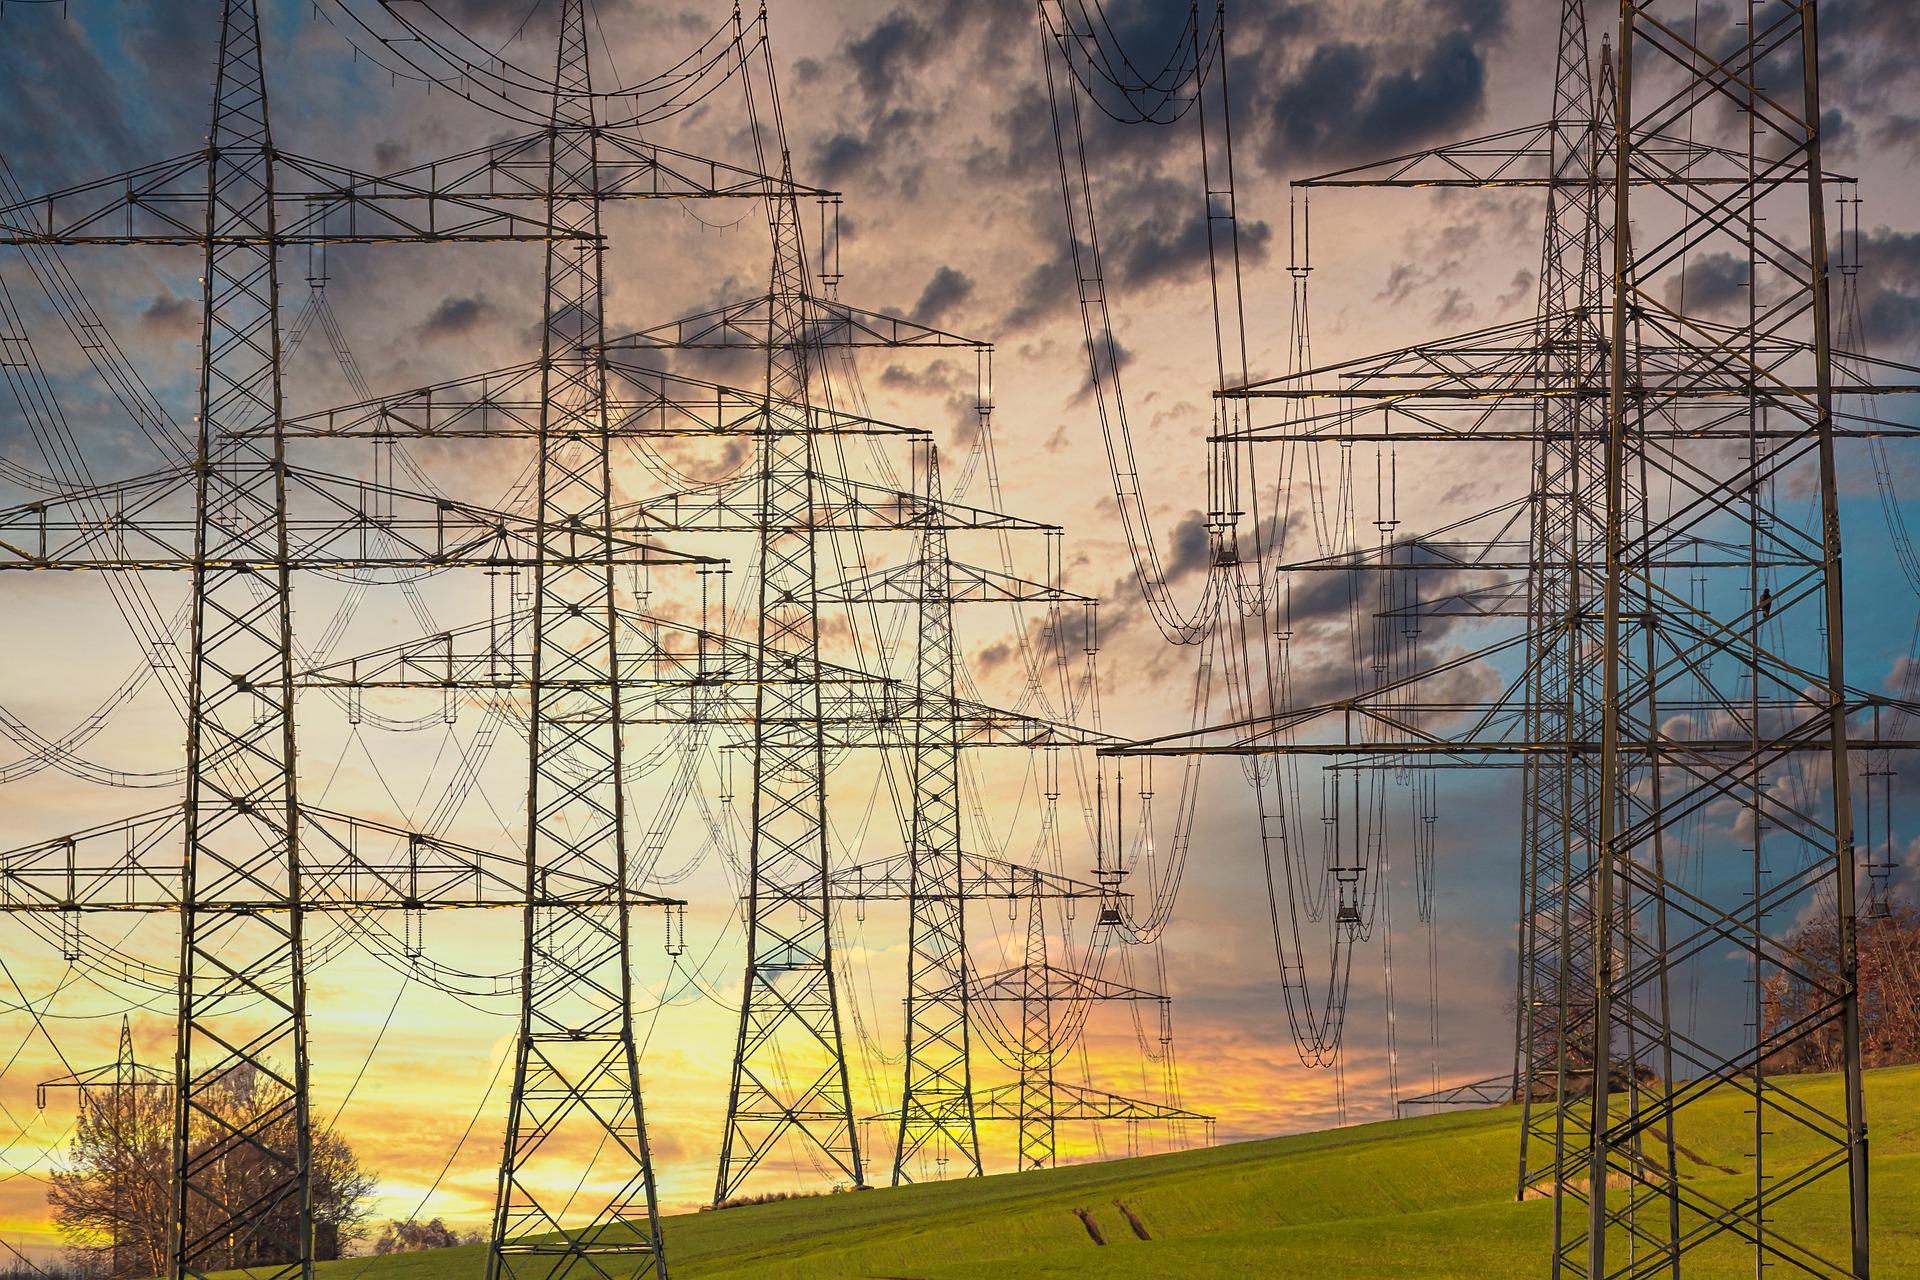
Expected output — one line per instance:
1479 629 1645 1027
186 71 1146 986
1015 873 1055 1171
173 9 309 1274
891 449 981 1182
39 1020 172 1276
1573 4 1865 1272
0 4 703 1275
1512 0 1614 1209
715 139 866 1196
1113 1 1920 1274
490 4 666 1275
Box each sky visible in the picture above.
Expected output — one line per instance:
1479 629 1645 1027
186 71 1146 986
1 0 1919 1251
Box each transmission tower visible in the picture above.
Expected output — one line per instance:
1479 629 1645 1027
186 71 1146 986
0 4 707 1277
494 6 665 1274
890 449 978 1180
39 1019 171 1277
1115 2 1920 1276
814 445 1108 1185
864 870 1211 1173
604 17 1100 1199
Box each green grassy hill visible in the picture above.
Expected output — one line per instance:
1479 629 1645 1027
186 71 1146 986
304 1064 1920 1279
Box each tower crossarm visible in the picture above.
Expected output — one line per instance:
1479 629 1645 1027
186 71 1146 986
0 467 714 570
270 359 924 440
869 1081 1210 1125
0 805 683 913
819 559 1092 606
966 962 1161 1004
0 150 604 246
1216 315 1920 444
1110 680 1920 763
829 855 1112 903
286 610 1100 746
293 608 883 691
36 1059 171 1105
367 130 834 202
1396 1076 1512 1115
626 473 1058 534
604 294 989 351
1293 122 1849 189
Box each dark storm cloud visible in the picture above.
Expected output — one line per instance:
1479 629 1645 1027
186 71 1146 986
1004 248 1075 332
1107 186 1276 293
1850 229 1920 350
1825 0 1917 55
845 11 925 102
1666 253 1749 316
418 295 498 342
910 266 975 326
839 0 1029 106
138 294 198 340
1164 510 1213 581
1253 29 1493 173
999 177 1273 333
814 131 873 182
1817 0 1920 159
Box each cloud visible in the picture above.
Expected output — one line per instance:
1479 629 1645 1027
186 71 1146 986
1848 228 1920 351
910 266 974 325
845 11 926 102
1108 192 1275 292
417 295 498 343
1666 252 1748 315
1255 30 1493 173
1432 286 1475 327
1164 510 1213 581
138 293 197 340
813 131 872 182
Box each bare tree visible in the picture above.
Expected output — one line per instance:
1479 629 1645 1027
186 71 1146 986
49 1065 375 1277
1763 894 1920 1073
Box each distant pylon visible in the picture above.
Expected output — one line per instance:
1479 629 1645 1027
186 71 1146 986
892 447 981 1183
1017 871 1055 1170
39 1019 170 1278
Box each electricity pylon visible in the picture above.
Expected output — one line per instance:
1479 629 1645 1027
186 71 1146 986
603 24 1092 1197
862 871 1211 1173
490 4 668 1275
39 1019 171 1277
1113 1 1920 1275
816 446 1106 1185
0 4 703 1277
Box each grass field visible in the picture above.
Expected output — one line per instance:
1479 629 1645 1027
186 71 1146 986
290 1064 1920 1279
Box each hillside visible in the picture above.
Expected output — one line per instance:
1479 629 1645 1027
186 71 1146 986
284 1064 1920 1279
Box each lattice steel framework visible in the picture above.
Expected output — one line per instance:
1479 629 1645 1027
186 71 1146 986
39 1019 172 1278
711 102 866 1193
489 5 665 1277
1110 1 1920 1275
1016 872 1055 1170
710 33 1082 1198
174 10 309 1275
0 5 704 1277
1512 0 1614 1213
891 452 980 1182
1574 4 1864 1273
